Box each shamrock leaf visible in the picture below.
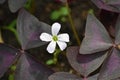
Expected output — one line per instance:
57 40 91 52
17 9 51 50
0 43 19 78
0 43 54 80
48 46 101 80
80 14 120 80
80 14 112 54
67 46 107 77
98 49 120 80
98 14 120 80
15 53 53 80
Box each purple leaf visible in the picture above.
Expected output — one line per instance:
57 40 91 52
103 0 120 5
0 0 5 4
98 48 120 80
15 53 54 80
17 9 51 50
80 14 112 54
8 0 28 12
91 0 120 13
88 74 99 80
0 43 19 78
48 72 82 80
67 46 107 77
115 15 120 44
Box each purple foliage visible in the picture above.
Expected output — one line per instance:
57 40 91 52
0 9 54 80
91 0 120 13
80 14 112 54
15 53 53 80
0 43 54 80
80 14 120 80
0 43 19 78
0 0 28 12
48 47 100 80
17 9 51 50
98 49 120 80
49 14 120 80
67 47 107 77
1 0 120 80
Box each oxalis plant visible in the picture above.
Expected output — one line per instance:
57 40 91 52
0 8 55 80
48 14 120 80
1 0 120 80
49 1 120 80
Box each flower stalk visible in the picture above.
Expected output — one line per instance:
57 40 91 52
53 49 61 64
65 1 80 45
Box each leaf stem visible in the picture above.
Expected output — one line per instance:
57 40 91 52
65 2 80 45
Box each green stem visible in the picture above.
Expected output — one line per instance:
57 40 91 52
65 2 80 45
53 49 61 64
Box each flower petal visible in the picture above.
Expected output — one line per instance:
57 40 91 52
47 41 56 53
52 22 61 35
58 33 70 42
40 33 52 42
57 41 67 51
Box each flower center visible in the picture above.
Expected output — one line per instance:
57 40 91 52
52 35 58 41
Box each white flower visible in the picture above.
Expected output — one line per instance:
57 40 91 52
40 22 70 53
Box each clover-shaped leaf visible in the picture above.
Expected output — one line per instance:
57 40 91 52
17 9 51 50
80 14 120 80
98 49 120 80
0 39 54 80
48 46 101 80
15 53 53 80
67 46 107 77
80 14 112 54
0 43 19 78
